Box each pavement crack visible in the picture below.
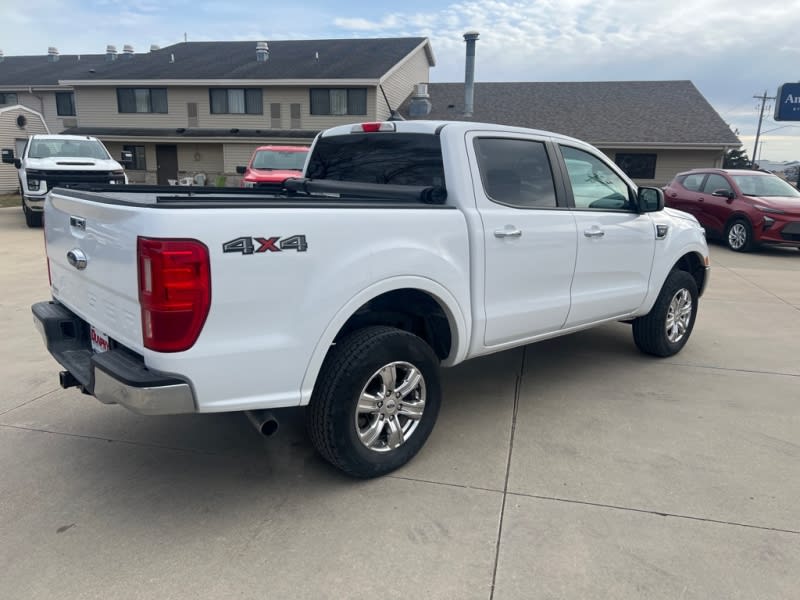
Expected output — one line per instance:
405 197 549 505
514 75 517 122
0 388 60 417
489 346 525 600
507 492 800 535
386 475 501 495
0 423 219 456
662 362 800 378
722 265 797 309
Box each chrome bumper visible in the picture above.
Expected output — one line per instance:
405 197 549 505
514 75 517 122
32 301 196 416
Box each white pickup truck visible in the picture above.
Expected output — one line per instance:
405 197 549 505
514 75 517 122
32 120 710 478
1 134 129 228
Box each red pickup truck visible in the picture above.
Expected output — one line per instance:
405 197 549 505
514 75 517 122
236 145 309 189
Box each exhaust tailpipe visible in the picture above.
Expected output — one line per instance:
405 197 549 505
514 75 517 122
245 409 279 437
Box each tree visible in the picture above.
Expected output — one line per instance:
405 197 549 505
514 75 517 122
723 148 751 169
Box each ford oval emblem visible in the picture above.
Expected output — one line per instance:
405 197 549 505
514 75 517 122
66 248 88 270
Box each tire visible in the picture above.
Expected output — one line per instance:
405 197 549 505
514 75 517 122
633 270 699 357
23 201 43 228
725 218 752 252
307 326 441 478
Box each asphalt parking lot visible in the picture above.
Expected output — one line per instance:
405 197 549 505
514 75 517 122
1 205 798 599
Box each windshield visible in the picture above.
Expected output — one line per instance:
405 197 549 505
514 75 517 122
28 138 110 160
731 174 800 198
252 149 308 171
305 133 445 187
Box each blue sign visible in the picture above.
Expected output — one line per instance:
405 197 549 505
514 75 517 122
775 83 800 121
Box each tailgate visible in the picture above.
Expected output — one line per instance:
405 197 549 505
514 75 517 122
45 190 146 353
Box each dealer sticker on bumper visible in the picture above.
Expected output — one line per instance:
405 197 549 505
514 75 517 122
90 326 110 353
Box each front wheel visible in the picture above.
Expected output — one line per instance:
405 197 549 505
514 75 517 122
725 218 752 252
307 326 441 478
633 270 699 357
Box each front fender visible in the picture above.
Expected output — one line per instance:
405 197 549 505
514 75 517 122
638 213 709 315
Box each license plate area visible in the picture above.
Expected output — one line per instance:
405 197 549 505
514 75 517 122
90 325 110 353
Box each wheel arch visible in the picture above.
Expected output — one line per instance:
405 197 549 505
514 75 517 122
299 277 470 405
671 251 707 296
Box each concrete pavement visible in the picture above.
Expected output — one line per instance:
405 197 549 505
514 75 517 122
0 207 798 599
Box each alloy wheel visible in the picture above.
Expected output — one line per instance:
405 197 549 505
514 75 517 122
665 288 693 343
354 361 426 452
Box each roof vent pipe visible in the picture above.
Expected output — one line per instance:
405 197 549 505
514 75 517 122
106 44 117 62
47 47 59 62
150 44 160 52
463 31 479 117
122 44 134 59
256 41 269 62
408 82 432 117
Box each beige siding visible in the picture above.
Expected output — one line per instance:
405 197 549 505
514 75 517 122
75 85 378 131
378 47 431 120
0 107 49 192
13 91 74 133
599 148 725 186
176 143 224 179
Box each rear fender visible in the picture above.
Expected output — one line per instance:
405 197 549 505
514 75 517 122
299 277 469 405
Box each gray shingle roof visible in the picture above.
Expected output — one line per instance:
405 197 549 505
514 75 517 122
0 38 430 86
0 54 109 86
402 81 740 146
58 38 430 82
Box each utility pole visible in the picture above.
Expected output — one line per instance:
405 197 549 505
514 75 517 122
752 91 775 170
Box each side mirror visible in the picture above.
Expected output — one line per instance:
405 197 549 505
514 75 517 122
120 151 133 167
711 189 735 200
235 166 247 175
1 148 16 166
637 186 664 213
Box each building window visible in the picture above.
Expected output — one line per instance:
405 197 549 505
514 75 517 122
123 144 146 170
55 92 76 116
0 93 18 105
209 88 262 114
614 153 657 179
117 88 168 113
310 88 367 115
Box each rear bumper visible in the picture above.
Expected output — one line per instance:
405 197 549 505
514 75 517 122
32 301 196 415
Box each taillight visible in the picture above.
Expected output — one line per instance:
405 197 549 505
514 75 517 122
353 122 396 133
137 237 211 352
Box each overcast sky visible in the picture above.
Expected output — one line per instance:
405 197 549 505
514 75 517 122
2 0 798 160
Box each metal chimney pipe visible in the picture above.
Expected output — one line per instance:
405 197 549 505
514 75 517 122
463 31 479 117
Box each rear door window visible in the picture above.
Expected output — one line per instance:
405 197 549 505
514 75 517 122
305 133 445 187
680 173 706 192
473 138 558 208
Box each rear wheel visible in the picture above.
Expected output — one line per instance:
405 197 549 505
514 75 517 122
307 326 441 478
725 218 752 252
633 270 698 357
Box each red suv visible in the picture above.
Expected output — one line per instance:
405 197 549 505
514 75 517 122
236 145 309 189
664 169 800 252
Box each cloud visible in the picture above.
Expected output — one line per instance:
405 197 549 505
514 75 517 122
327 0 800 157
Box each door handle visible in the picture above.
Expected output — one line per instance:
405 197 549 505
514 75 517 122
584 228 605 238
494 228 522 238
